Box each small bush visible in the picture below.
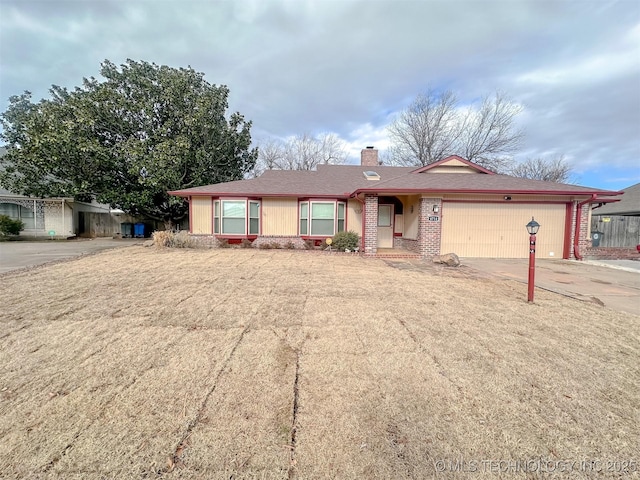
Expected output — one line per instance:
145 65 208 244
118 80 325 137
331 230 360 252
0 215 24 236
304 239 315 250
240 239 253 249
284 241 296 250
269 241 282 249
217 238 230 248
152 230 196 248
258 242 272 249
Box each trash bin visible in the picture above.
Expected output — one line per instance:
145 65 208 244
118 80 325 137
121 222 133 238
591 231 603 247
134 223 146 238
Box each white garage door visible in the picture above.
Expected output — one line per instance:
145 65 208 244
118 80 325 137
440 203 567 258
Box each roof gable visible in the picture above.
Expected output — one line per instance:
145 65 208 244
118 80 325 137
411 156 496 175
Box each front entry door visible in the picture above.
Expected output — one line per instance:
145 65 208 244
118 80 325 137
377 204 393 248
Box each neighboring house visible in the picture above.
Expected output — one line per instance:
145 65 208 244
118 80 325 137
0 187 126 238
0 187 75 237
592 182 640 216
169 148 622 259
590 182 640 248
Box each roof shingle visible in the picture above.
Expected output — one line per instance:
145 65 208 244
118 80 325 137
169 164 621 198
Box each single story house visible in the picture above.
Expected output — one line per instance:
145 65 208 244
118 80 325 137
589 182 640 249
0 187 75 237
169 148 622 259
0 187 129 238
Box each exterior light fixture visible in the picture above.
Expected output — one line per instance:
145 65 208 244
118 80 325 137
433 205 440 214
526 217 540 302
526 217 540 235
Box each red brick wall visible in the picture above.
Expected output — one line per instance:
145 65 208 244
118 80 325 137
577 202 591 255
253 236 307 249
418 197 442 257
584 247 639 260
568 202 577 259
364 194 378 255
361 148 379 167
393 237 420 252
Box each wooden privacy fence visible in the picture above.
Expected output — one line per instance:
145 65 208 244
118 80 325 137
591 215 640 247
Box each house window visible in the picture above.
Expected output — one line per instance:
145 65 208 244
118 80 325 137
213 199 260 235
300 202 309 235
337 202 345 232
0 203 35 229
249 201 260 235
311 202 334 236
299 201 346 236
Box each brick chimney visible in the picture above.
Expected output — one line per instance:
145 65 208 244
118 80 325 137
361 146 379 167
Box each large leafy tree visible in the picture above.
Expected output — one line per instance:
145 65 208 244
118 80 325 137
0 59 257 227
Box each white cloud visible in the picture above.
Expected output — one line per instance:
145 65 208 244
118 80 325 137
0 0 638 189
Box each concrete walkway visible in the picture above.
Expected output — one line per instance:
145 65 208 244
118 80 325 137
462 258 640 316
0 238 142 274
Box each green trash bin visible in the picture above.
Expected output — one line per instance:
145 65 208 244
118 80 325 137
121 222 133 238
591 231 603 247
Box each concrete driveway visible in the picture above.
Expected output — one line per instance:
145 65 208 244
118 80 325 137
462 258 640 316
0 238 140 274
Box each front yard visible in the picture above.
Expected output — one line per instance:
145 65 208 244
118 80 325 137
0 248 638 479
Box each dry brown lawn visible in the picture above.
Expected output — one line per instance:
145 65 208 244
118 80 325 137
0 247 638 479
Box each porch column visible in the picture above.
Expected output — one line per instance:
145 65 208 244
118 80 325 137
567 201 577 259
576 201 591 256
364 194 378 255
418 197 442 258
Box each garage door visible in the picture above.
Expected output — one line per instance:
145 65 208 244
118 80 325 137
440 203 567 258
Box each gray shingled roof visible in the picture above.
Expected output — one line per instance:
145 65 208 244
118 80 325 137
170 164 620 198
592 183 640 215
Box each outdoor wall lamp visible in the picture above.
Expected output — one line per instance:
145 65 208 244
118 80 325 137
432 205 439 214
526 217 540 302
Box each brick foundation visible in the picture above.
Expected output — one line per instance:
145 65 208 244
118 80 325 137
584 247 639 260
393 237 420 253
253 236 307 249
188 235 219 248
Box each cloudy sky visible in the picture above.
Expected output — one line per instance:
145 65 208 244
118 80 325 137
1 0 638 190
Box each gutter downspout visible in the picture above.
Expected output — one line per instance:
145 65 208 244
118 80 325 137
574 194 597 260
353 193 366 254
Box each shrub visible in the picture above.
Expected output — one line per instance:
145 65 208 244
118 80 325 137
258 242 272 249
331 230 360 252
217 238 230 248
304 239 315 250
152 230 196 248
240 238 253 248
172 231 196 248
269 241 282 249
0 215 24 236
284 241 296 250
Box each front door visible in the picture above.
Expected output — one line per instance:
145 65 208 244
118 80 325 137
377 204 393 248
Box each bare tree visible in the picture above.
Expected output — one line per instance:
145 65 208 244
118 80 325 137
387 89 459 166
387 89 523 171
253 133 347 175
457 92 524 171
509 155 574 183
250 138 285 176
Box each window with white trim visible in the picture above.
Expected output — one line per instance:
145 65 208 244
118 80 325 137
299 201 346 236
213 199 260 235
0 203 35 229
249 201 260 235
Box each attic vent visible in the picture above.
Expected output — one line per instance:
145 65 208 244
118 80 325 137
363 170 380 180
